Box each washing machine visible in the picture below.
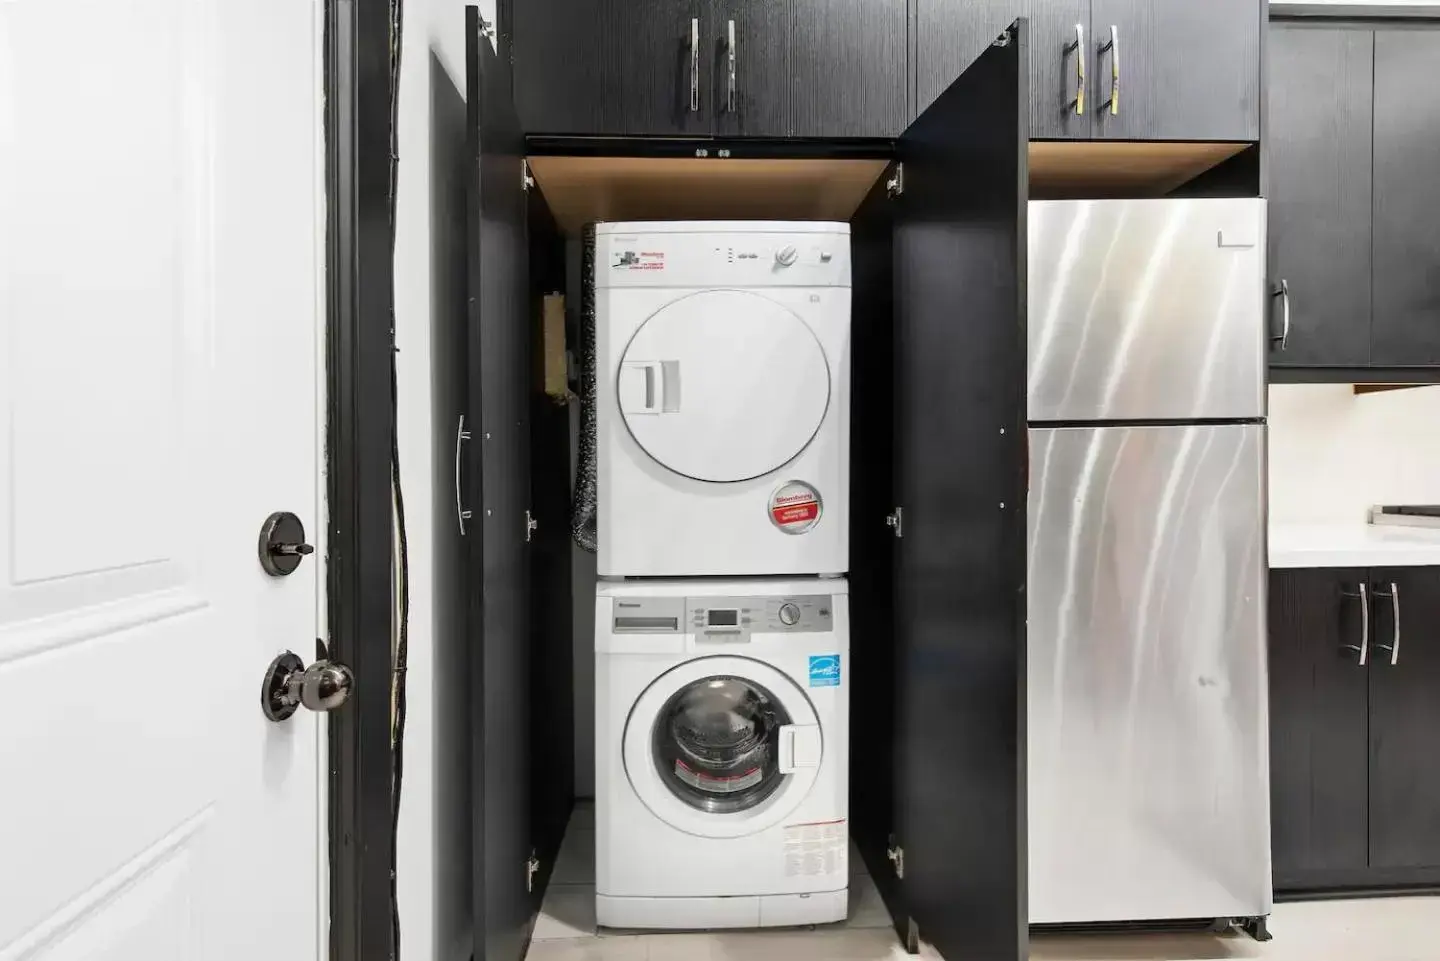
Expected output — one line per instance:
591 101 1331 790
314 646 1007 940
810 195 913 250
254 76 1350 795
595 221 851 577
595 577 850 930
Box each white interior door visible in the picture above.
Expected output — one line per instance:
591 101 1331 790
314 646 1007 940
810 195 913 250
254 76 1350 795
0 2 325 959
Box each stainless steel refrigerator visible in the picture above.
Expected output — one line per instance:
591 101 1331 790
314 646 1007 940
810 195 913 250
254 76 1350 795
1026 199 1271 926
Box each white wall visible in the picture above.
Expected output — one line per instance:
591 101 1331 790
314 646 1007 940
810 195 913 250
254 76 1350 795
1270 385 1440 525
394 1 476 959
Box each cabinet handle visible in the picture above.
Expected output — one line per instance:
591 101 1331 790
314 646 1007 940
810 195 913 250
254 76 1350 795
1340 583 1370 665
1374 582 1401 665
1099 24 1119 116
726 19 737 113
1271 279 1290 350
455 414 473 536
690 18 700 113
1066 24 1085 115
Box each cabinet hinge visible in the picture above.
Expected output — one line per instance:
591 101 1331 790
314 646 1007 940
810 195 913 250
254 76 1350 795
522 160 535 192
526 851 540 892
992 28 1013 48
886 163 904 199
525 509 539 543
478 15 496 40
887 839 905 879
885 507 903 538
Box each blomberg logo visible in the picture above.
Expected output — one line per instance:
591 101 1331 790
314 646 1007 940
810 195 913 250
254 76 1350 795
774 492 815 506
769 480 822 535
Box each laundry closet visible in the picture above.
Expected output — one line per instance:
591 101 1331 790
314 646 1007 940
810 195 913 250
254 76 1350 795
439 7 1261 961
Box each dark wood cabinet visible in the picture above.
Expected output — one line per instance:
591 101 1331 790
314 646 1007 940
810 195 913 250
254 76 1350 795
1266 23 1374 369
915 0 1260 141
1370 29 1440 367
1088 0 1261 141
513 0 710 137
1269 565 1440 892
513 0 906 138
1367 568 1440 870
784 0 909 138
1268 568 1370 882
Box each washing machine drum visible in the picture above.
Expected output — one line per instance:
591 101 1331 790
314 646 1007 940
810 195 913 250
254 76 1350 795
652 676 792 813
618 289 831 483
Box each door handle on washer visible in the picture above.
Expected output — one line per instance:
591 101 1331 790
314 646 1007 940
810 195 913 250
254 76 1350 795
778 724 821 773
619 360 679 414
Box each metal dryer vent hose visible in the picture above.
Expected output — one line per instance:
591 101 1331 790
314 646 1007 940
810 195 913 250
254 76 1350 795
571 222 598 552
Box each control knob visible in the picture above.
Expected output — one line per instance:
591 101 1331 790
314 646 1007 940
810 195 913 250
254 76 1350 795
775 244 799 267
778 602 801 626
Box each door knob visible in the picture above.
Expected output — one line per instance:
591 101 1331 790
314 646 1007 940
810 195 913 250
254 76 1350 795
261 650 354 721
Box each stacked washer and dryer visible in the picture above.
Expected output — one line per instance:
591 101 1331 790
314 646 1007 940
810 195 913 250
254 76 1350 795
589 221 853 930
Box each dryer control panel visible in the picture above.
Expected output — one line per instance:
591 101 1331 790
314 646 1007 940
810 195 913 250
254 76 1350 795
596 231 851 289
611 593 834 643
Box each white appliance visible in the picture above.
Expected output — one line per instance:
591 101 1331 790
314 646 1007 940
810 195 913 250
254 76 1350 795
595 578 850 929
595 221 851 578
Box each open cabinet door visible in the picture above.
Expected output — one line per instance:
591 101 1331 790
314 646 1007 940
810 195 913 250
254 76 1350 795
466 8 535 961
889 20 1029 961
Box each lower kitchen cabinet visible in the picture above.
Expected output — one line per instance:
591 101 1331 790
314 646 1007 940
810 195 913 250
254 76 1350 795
1269 566 1440 892
1367 568 1440 870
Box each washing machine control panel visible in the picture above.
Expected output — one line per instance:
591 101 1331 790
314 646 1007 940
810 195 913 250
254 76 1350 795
610 594 834 641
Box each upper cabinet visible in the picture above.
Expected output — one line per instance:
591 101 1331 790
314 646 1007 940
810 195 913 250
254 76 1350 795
914 0 1261 141
1268 21 1440 374
1371 29 1440 367
1267 23 1374 368
512 0 907 138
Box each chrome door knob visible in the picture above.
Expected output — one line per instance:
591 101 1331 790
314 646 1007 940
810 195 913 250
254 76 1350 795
775 244 798 267
261 651 354 722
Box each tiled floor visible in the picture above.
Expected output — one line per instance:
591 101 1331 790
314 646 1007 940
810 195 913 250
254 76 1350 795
534 803 1440 961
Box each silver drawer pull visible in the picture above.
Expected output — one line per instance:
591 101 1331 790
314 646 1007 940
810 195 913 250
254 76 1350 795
1340 583 1370 665
1374 582 1401 665
690 18 700 113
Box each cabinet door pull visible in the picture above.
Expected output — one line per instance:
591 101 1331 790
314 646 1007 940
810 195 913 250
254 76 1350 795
1099 25 1119 115
1271 280 1290 350
455 414 473 536
1066 24 1085 115
1341 583 1370 665
726 19 737 113
1374 582 1401 665
690 18 700 113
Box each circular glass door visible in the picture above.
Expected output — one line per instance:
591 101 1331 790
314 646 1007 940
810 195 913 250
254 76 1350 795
618 290 830 483
652 676 789 814
623 655 822 839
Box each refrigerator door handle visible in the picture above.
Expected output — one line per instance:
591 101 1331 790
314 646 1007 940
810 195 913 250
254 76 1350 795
1340 583 1370 665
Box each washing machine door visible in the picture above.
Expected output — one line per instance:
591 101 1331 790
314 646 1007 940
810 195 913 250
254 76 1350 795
623 655 823 839
617 290 831 483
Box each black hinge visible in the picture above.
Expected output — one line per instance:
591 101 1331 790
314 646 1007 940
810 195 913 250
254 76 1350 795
522 160 535 192
886 836 905 878
885 507 903 538
886 163 904 198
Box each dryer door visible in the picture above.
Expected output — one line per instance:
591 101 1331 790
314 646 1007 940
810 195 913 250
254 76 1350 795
618 290 831 483
624 655 822 839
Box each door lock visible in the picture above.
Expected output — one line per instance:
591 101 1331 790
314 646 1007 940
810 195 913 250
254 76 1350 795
261 650 354 722
258 511 315 576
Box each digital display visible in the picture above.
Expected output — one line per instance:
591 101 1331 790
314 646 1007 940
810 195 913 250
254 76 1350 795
707 609 739 626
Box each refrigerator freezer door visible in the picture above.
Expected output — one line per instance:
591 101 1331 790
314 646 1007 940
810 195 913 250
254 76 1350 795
1028 199 1267 422
1027 424 1270 924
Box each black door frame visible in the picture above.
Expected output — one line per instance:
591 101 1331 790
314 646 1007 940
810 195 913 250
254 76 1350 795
325 0 398 959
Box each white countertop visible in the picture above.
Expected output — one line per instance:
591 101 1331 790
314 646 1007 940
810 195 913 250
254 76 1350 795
1271 523 1440 568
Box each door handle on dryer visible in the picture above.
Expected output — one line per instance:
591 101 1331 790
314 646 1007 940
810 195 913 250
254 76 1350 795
619 361 679 413
778 724 822 773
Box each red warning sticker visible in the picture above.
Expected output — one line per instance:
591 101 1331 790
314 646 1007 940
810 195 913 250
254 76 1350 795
769 481 822 534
